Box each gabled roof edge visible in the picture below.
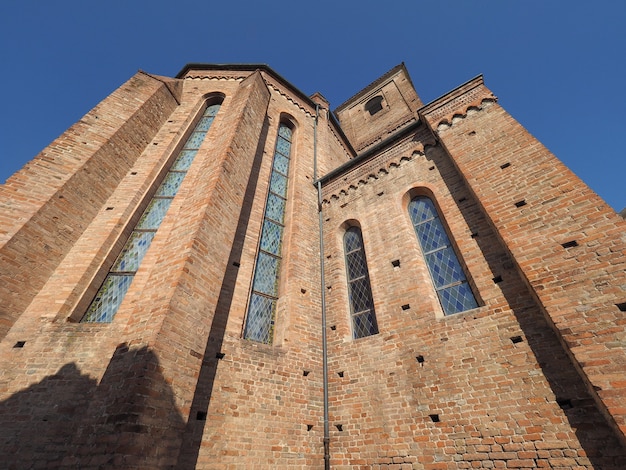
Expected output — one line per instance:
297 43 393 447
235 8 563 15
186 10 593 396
176 63 356 158
176 63 315 109
333 63 407 113
319 73 488 185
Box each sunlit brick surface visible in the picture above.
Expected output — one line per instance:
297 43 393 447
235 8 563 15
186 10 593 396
0 65 625 469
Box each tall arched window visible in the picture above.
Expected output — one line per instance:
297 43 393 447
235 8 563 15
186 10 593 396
82 101 222 322
408 196 478 315
344 226 378 338
244 123 293 344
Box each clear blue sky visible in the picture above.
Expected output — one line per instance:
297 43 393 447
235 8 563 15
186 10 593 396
1 1 625 210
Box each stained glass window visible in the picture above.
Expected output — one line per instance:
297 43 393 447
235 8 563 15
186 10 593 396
408 196 478 315
82 103 221 322
344 227 378 339
243 124 293 344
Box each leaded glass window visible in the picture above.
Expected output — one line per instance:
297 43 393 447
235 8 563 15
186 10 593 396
243 124 293 344
344 227 378 339
408 196 478 315
82 103 221 322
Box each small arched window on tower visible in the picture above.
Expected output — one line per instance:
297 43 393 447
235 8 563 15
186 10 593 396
344 226 378 338
408 196 478 315
243 122 294 344
364 95 384 116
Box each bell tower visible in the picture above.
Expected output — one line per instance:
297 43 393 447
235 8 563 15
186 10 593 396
333 63 422 152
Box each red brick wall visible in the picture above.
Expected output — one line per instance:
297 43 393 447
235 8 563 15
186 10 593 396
0 72 180 339
0 67 354 468
321 116 626 467
1 65 624 469
421 78 626 447
180 73 351 468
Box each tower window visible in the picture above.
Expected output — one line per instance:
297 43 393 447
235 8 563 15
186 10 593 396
408 196 478 315
244 124 293 344
81 102 222 322
364 95 384 115
344 226 378 338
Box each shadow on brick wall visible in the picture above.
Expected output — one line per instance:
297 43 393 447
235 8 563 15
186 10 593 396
426 145 626 467
0 344 186 469
0 362 95 468
176 117 270 469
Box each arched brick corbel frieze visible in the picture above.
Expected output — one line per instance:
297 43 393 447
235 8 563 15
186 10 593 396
265 82 314 118
419 75 497 131
321 132 438 203
436 99 497 131
184 73 247 82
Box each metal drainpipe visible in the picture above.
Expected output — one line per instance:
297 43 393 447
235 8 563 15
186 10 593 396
313 103 331 469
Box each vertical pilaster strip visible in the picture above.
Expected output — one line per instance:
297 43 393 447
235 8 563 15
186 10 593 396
70 71 271 468
0 72 181 339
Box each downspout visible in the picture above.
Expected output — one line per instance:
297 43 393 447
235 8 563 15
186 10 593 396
313 103 331 470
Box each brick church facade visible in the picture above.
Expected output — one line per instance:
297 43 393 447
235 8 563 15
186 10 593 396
1 63 625 469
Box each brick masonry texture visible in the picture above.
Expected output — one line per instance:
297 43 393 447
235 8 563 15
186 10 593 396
0 71 181 340
0 64 625 469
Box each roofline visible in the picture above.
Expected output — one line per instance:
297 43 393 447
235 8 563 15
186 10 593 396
318 120 422 186
176 62 274 77
333 63 407 113
177 63 316 109
319 73 487 186
176 63 356 156
419 73 485 117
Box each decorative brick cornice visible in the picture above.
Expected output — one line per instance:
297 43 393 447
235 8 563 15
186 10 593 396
265 81 314 118
184 72 317 119
435 100 496 132
322 127 437 202
184 73 247 81
419 75 496 129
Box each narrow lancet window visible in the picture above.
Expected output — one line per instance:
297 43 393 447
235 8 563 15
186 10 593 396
344 226 378 338
81 103 221 322
408 196 478 315
243 123 293 344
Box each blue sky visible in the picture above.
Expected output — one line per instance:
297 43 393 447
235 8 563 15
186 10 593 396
1 1 625 210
